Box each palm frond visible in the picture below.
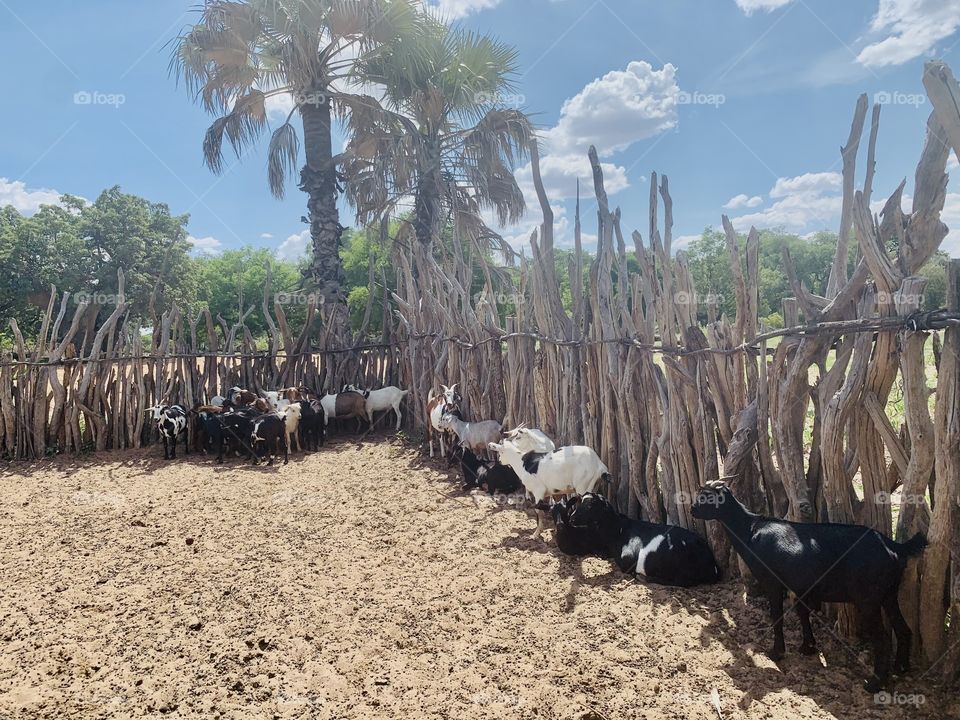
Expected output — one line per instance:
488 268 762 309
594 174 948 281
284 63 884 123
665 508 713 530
267 122 301 198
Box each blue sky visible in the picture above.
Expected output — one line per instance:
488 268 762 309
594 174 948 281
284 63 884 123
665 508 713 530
2 0 959 260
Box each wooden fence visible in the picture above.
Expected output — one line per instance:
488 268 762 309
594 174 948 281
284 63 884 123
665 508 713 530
2 61 960 680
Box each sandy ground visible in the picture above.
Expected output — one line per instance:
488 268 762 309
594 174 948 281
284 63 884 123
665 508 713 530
0 436 955 720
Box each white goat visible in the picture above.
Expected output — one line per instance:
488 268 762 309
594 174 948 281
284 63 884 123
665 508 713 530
362 386 409 431
488 439 609 539
283 403 302 452
438 412 503 456
503 424 557 453
261 390 291 412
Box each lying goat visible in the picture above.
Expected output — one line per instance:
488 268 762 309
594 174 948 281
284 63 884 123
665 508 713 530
692 480 927 692
488 439 609 539
569 493 720 587
452 445 523 495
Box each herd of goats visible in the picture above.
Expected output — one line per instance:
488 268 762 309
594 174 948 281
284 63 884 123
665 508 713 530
146 381 929 694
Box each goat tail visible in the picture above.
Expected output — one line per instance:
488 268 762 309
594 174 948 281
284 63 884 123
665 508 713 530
898 532 928 559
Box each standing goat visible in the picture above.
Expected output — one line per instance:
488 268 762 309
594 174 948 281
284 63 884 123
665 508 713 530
148 405 188 460
488 439 609 539
692 480 926 692
439 412 502 457
283 403 303 452
426 384 461 458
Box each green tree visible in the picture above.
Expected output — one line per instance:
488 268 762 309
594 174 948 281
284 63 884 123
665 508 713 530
343 14 533 253
173 0 421 311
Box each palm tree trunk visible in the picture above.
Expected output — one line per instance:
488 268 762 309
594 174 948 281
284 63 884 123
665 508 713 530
300 95 346 311
414 133 442 247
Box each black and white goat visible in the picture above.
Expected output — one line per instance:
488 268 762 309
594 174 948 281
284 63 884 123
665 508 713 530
452 445 523 495
692 480 927 692
488 438 609 539
298 400 324 451
148 405 188 460
426 384 461 457
566 493 720 587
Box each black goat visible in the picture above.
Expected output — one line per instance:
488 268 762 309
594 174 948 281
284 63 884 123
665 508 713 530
692 480 926 692
251 413 288 465
453 446 523 495
551 496 610 557
298 400 324 451
569 493 720 588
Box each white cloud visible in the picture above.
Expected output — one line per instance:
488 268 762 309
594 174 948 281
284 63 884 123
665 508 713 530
507 60 677 216
729 171 843 232
514 153 630 206
543 61 679 159
260 232 274 239
276 229 310 262
723 193 763 209
857 0 960 67
734 0 795 14
948 153 959 172
426 0 502 18
674 234 702 252
0 178 63 215
187 235 223 256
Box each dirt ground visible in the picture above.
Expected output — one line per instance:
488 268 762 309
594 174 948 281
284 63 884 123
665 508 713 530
0 436 955 720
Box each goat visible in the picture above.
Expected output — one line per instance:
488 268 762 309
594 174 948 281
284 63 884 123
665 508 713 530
439 411 503 457
319 391 368 432
363 386 409 431
426 384 461 458
569 493 720 587
148 405 188 460
451 445 523 495
283 403 303 452
488 439 609 539
298 400 324 451
504 424 557 453
251 412 288 465
225 386 258 407
692 480 927 692
551 496 610 557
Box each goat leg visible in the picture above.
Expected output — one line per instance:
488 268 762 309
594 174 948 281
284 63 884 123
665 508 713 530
882 592 912 674
861 602 889 692
532 509 545 540
767 589 786 661
795 601 818 655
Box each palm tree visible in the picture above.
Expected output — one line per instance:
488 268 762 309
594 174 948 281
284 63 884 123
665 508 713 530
172 0 420 310
342 15 534 254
